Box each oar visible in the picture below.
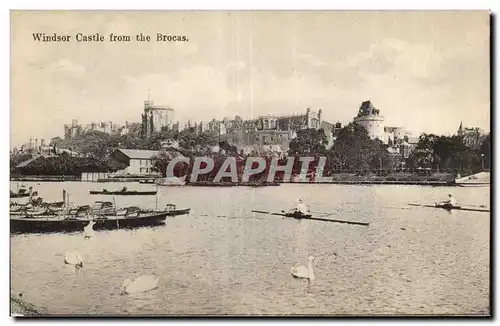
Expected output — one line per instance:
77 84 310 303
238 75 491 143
251 210 369 226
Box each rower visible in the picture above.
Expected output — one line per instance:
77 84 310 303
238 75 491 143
438 193 456 209
292 198 309 214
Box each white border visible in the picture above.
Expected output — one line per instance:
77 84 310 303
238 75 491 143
2 1 498 325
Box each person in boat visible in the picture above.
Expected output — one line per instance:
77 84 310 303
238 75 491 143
290 198 309 215
437 194 457 209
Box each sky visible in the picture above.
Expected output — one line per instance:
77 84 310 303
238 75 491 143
10 10 490 147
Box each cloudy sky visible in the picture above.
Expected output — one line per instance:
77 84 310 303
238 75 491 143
11 11 490 147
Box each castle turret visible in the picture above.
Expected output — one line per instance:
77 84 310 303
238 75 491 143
353 100 385 141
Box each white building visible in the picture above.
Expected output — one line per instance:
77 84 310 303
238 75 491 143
111 149 160 175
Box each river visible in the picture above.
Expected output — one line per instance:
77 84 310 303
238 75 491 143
10 181 490 315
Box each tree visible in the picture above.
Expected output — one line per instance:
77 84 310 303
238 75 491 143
406 149 435 169
151 150 189 177
480 133 491 169
406 133 481 172
14 156 127 175
53 130 113 158
219 141 237 154
288 129 328 156
329 123 386 172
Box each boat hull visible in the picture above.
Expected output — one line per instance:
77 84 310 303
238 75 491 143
89 191 158 195
10 213 169 234
456 183 490 187
10 194 31 198
284 212 312 219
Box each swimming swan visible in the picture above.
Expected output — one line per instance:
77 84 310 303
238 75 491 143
84 220 96 238
64 251 83 268
291 255 315 282
120 275 160 295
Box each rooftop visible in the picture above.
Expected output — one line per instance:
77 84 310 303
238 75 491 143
115 149 160 159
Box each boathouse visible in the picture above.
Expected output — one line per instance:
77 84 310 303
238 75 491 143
111 149 160 175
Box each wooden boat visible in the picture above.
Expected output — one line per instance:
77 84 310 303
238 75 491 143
139 179 156 184
89 189 158 196
10 188 38 198
154 204 191 216
10 210 171 234
408 203 489 213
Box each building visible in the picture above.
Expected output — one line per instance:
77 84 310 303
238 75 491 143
353 101 385 141
111 149 160 175
141 99 174 139
457 121 487 150
64 119 131 139
353 100 411 147
189 108 327 154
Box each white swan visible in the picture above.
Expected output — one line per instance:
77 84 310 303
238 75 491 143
120 275 160 295
83 220 96 238
64 251 83 268
291 255 315 282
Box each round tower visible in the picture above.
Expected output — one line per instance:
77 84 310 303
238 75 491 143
353 100 385 141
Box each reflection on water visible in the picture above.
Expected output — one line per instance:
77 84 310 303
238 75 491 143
10 182 490 315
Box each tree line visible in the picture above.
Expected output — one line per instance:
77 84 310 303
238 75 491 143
11 123 490 177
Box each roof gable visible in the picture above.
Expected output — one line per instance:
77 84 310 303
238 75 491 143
116 149 160 159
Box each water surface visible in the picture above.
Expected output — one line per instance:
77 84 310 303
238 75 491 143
10 182 490 315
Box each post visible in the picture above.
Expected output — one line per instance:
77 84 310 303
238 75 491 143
481 154 485 170
113 195 119 228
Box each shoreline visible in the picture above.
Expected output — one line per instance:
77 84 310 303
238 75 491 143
10 295 46 316
11 177 457 186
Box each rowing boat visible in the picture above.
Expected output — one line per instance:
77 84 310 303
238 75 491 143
251 210 369 226
89 190 158 196
408 203 489 213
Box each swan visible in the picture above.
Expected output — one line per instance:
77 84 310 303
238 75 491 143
83 220 96 238
64 251 83 268
291 255 315 282
120 275 160 295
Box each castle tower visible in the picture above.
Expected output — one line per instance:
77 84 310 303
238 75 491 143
353 100 385 141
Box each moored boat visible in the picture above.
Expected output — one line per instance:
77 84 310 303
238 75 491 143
11 202 191 234
10 211 170 234
10 186 38 198
139 179 156 184
89 187 157 196
455 172 490 187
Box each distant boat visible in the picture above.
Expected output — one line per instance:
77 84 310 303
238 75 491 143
139 179 156 184
89 187 157 195
455 172 490 187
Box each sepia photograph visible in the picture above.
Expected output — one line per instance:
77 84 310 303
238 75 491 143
9 10 491 316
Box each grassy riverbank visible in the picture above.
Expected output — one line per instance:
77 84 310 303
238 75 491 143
11 295 45 316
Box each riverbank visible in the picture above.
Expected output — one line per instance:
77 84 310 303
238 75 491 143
11 172 460 186
11 175 80 182
11 295 45 316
